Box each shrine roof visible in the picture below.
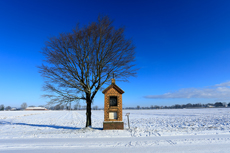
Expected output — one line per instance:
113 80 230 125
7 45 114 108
102 83 125 94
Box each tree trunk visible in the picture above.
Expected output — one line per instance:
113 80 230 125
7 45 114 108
86 97 92 127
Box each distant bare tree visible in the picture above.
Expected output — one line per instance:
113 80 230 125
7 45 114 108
69 103 71 110
21 102 27 110
49 106 54 110
74 103 81 110
78 104 81 110
5 106 11 111
54 105 61 110
154 105 160 109
82 105 86 110
38 15 137 127
60 105 65 110
0 104 4 111
93 106 98 110
74 104 78 110
215 102 223 107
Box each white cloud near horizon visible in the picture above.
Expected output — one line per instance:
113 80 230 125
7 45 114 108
214 81 230 87
144 81 230 99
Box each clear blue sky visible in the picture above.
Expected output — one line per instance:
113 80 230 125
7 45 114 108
1 0 230 108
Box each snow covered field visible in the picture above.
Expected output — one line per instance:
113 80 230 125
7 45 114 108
1 108 230 152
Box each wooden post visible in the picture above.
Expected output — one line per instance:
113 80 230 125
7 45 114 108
126 113 130 129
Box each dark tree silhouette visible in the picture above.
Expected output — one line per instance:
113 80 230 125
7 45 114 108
38 16 137 127
0 104 4 111
21 102 27 110
5 106 11 111
214 102 223 107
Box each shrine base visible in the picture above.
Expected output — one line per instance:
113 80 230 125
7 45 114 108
103 121 124 130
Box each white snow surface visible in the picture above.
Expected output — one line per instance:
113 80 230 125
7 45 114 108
1 108 230 152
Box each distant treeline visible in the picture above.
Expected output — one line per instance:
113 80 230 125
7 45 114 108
0 103 102 111
124 102 230 110
1 102 230 111
47 104 102 110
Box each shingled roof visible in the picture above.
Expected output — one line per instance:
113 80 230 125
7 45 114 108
102 79 124 94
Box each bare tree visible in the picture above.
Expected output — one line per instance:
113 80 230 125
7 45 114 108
93 106 98 110
78 104 81 110
150 105 154 109
74 103 81 110
21 102 27 110
5 106 11 111
54 105 61 110
74 103 78 110
0 104 4 111
38 15 137 127
69 103 71 110
82 105 87 110
60 105 65 110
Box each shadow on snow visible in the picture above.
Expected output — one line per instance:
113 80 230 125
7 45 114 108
0 121 103 130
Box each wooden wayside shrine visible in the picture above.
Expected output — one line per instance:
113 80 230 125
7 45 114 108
102 78 124 130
